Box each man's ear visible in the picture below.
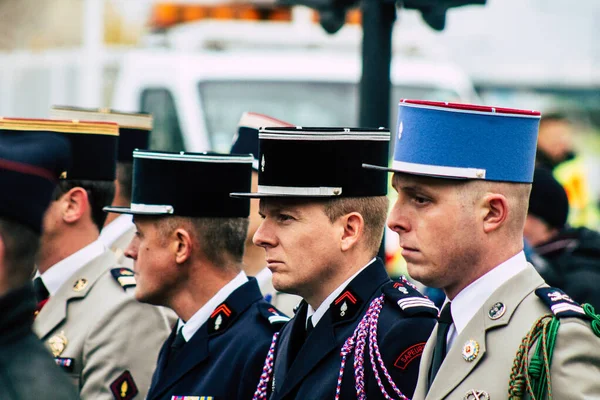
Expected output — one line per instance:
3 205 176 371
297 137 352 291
481 193 509 234
340 212 364 252
174 228 193 265
61 187 89 224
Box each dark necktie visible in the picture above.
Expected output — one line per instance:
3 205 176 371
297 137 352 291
167 327 186 367
429 302 453 389
306 315 314 338
33 277 49 303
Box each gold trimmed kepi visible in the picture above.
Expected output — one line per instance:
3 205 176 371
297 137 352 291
50 106 152 163
0 117 119 181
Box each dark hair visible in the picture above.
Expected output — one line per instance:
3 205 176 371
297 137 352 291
116 162 133 202
0 218 39 287
540 112 570 125
54 180 115 231
158 217 249 270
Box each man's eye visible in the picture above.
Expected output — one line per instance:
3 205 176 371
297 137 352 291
413 196 430 205
278 214 294 222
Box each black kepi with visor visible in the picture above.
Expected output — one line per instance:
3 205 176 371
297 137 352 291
104 150 254 217
231 127 390 198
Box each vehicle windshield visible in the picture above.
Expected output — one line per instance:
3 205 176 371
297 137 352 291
199 81 459 153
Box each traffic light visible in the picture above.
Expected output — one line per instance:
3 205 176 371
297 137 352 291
401 0 486 31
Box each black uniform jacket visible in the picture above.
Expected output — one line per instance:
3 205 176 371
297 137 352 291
0 284 79 400
269 259 437 400
147 278 288 400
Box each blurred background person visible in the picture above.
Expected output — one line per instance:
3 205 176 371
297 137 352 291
525 167 600 310
536 112 600 228
230 111 301 316
0 125 78 399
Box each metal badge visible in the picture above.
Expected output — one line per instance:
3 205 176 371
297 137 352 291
488 302 506 320
261 155 266 172
73 278 88 292
48 331 68 357
464 389 490 400
462 339 480 362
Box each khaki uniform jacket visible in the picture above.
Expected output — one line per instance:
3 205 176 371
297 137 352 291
413 264 600 400
34 249 173 400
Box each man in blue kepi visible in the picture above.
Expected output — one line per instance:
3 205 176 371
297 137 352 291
105 150 289 400
364 99 600 399
232 127 437 400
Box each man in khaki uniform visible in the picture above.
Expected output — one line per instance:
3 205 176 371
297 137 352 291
365 99 600 399
32 119 172 399
229 111 301 316
51 107 153 268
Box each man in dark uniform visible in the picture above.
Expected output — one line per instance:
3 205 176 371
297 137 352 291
0 123 78 399
232 127 437 400
32 118 172 399
106 150 289 400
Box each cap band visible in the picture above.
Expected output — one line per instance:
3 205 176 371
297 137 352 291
130 203 174 214
257 185 342 196
391 160 486 179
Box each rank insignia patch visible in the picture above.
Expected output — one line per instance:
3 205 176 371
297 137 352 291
383 277 438 317
110 370 138 400
535 287 588 319
257 303 290 326
111 268 136 290
208 303 236 334
54 357 74 372
394 342 426 370
332 289 362 323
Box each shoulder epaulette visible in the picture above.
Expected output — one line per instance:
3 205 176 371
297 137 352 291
535 287 590 319
382 276 439 317
257 302 290 326
110 268 136 291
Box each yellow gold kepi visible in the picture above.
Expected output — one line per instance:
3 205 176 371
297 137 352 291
72 278 88 292
48 331 68 357
462 339 480 362
464 389 490 400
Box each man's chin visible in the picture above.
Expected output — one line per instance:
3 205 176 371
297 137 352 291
406 263 438 288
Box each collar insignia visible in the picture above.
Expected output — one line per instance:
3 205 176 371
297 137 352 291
332 289 362 323
208 303 236 334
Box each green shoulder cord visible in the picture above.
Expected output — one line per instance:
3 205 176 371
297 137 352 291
509 304 600 399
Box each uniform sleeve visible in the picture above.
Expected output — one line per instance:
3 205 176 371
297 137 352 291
377 315 437 399
549 318 600 399
79 297 172 400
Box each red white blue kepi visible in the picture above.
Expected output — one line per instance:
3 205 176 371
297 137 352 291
363 99 541 183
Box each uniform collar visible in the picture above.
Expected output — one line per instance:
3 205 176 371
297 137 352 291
177 271 248 341
306 258 376 328
447 251 527 346
99 214 133 247
39 240 106 296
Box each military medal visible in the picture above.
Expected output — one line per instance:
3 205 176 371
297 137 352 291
462 339 480 362
488 302 506 320
48 331 68 357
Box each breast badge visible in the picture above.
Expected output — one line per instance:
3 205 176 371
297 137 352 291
462 339 480 362
48 331 68 357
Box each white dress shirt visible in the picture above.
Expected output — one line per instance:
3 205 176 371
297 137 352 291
177 271 249 342
306 258 376 329
38 240 106 296
445 251 527 350
99 214 134 248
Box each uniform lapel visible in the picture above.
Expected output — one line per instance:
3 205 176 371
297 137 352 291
34 249 116 340
149 278 264 399
425 263 545 399
276 259 391 399
413 324 438 400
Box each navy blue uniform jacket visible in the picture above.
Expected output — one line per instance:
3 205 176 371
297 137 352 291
268 259 437 400
146 278 287 400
